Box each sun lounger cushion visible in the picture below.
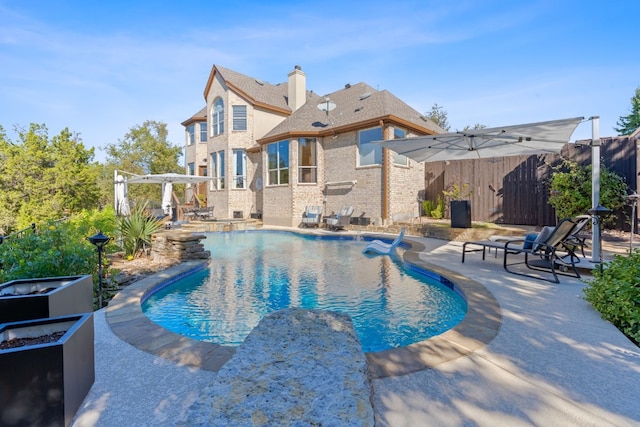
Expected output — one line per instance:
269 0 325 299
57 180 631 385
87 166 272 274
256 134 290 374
523 233 539 250
532 226 554 251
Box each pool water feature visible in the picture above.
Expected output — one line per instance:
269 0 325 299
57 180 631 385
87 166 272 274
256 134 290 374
142 231 467 353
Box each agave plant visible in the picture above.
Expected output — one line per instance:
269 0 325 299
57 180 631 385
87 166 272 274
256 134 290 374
116 202 163 258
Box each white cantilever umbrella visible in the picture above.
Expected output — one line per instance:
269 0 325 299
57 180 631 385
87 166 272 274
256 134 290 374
376 116 605 264
375 117 584 162
127 173 212 185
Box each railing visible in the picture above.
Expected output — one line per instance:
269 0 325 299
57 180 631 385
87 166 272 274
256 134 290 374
0 223 36 245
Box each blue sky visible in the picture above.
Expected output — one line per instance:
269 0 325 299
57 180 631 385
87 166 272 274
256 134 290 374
1 0 638 162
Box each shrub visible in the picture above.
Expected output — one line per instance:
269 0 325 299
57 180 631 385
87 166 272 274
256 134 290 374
431 195 445 219
583 251 640 345
548 159 628 226
0 209 119 309
116 202 163 258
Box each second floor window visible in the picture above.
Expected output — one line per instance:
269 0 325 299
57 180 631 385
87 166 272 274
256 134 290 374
187 125 195 145
211 150 225 190
358 127 383 166
212 98 224 136
232 149 247 189
232 105 247 131
268 140 289 186
199 122 207 142
298 138 317 183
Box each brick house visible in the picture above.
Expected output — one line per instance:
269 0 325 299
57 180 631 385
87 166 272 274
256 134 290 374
182 65 442 227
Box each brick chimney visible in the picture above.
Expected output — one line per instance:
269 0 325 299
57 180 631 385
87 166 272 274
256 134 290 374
287 65 306 112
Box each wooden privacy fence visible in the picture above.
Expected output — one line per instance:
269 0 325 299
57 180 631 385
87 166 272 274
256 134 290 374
423 136 639 227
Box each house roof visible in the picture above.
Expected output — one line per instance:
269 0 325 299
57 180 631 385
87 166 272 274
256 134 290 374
185 65 443 143
258 82 443 144
204 65 296 114
180 106 207 126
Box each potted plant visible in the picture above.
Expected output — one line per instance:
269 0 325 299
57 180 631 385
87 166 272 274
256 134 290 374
0 313 95 427
443 183 472 228
0 275 93 324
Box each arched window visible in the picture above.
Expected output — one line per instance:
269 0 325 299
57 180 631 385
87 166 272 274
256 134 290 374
211 98 224 136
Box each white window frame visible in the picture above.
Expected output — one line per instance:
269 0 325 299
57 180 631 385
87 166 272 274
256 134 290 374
393 127 409 166
211 98 224 136
232 105 247 131
211 150 225 190
298 138 317 184
199 122 207 142
187 125 195 145
232 149 247 189
267 140 289 186
358 126 383 166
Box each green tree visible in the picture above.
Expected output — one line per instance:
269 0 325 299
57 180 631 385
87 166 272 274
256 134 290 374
547 159 628 226
426 103 450 131
104 120 183 209
614 86 640 135
462 123 487 131
0 124 100 233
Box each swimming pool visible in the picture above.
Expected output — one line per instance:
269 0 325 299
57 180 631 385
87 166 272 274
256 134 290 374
142 231 467 352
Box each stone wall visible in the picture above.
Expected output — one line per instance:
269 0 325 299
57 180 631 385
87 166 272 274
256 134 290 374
150 231 210 261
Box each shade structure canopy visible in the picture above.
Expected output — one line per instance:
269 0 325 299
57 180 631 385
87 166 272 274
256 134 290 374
114 174 131 216
374 117 584 162
127 173 212 184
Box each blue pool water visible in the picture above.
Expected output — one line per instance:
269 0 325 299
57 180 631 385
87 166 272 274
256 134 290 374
142 231 467 352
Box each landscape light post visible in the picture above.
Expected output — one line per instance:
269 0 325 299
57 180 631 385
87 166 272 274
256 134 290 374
87 230 111 308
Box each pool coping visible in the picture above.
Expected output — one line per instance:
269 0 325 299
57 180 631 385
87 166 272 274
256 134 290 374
104 232 502 379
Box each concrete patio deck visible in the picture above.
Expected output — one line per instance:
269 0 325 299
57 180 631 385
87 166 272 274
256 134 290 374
72 233 640 426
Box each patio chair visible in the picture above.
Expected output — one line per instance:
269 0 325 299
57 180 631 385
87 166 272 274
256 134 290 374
363 228 405 255
326 206 354 231
301 206 322 228
462 218 580 283
180 207 196 221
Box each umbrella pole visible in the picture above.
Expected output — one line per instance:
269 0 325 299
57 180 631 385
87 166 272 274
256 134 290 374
590 116 601 264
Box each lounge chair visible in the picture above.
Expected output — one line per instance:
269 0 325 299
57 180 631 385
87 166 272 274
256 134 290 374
301 206 322 228
326 206 354 231
363 228 405 255
462 218 580 283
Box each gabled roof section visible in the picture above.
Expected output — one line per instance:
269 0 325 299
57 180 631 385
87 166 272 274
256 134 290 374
204 65 293 114
258 82 443 144
180 106 207 126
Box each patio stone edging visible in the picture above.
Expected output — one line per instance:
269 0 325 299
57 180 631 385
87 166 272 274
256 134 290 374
104 235 502 378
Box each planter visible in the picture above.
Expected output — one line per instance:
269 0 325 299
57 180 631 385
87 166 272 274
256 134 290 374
450 200 472 228
0 313 95 427
0 275 93 324
350 217 371 226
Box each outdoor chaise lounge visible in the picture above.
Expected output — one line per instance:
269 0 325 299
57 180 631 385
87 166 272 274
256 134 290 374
363 228 405 255
462 218 581 283
326 206 354 231
301 206 322 228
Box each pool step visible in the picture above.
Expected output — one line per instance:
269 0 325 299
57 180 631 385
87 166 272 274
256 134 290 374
178 308 374 426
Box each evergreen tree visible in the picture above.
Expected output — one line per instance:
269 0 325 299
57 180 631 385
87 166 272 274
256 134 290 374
104 120 183 209
426 103 451 131
614 86 640 135
0 124 100 233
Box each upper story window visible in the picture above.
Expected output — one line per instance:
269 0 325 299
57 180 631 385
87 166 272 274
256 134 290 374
232 149 247 189
211 150 225 190
298 138 317 184
232 105 247 131
199 122 207 142
393 128 409 166
211 98 224 136
187 162 195 176
358 127 383 166
187 125 195 145
267 140 289 186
